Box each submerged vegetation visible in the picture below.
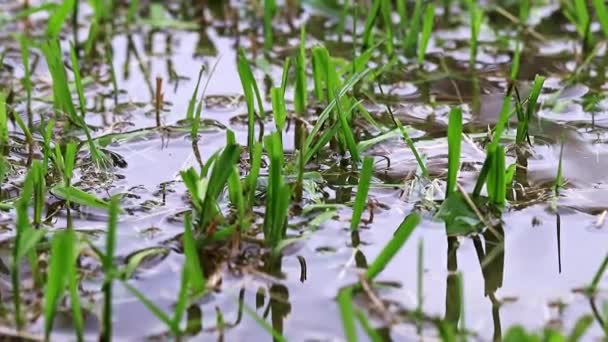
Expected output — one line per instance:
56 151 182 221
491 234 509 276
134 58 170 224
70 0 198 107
0 0 606 341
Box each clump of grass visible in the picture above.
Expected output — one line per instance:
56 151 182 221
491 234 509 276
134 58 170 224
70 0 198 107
181 142 240 233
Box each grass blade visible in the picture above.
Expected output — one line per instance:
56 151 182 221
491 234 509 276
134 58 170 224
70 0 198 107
350 157 374 231
366 212 421 280
446 107 462 199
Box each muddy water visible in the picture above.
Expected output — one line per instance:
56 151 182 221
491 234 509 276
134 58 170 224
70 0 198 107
1 1 608 341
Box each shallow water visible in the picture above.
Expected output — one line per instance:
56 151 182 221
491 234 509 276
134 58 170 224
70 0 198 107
0 1 607 341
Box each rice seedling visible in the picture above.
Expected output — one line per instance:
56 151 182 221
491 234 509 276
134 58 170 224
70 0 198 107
228 165 247 229
354 310 383 342
365 212 420 280
263 132 291 251
181 142 240 233
127 0 139 25
350 156 373 231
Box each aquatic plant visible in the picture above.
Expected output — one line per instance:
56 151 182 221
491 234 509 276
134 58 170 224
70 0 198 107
350 156 374 231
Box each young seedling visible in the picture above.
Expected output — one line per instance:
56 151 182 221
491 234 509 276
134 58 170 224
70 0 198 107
446 107 463 199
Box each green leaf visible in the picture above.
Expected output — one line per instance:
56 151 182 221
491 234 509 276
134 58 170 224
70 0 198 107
51 184 111 210
366 212 420 280
351 157 374 231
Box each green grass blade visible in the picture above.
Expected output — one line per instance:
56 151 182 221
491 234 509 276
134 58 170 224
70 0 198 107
47 0 75 38
51 184 111 210
242 303 287 342
69 43 86 118
354 310 383 342
263 0 276 50
101 196 120 341
271 87 287 132
366 212 421 280
417 4 435 65
0 92 7 155
44 231 73 340
404 0 423 57
294 27 307 115
350 157 374 231
446 107 462 199
122 281 177 333
593 0 608 39
183 213 205 296
337 287 357 342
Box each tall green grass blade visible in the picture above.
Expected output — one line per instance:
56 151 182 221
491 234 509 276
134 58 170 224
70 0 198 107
366 212 420 280
446 107 462 199
350 157 373 231
69 43 86 119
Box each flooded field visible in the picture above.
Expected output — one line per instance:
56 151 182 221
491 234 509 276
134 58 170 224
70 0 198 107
0 0 607 341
